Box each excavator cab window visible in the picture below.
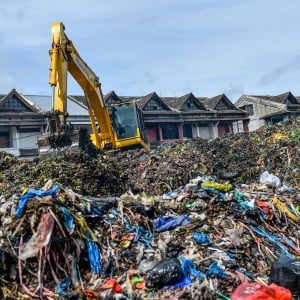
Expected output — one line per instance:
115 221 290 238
112 103 138 139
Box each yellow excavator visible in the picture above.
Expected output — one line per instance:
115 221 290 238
37 22 149 154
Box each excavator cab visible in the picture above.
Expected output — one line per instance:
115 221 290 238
89 101 149 151
114 101 149 150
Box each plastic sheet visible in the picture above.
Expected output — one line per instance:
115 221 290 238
85 196 117 211
86 238 101 274
163 276 192 289
249 225 293 258
19 212 54 260
269 255 300 293
59 206 75 234
179 257 204 280
153 215 191 232
16 184 59 218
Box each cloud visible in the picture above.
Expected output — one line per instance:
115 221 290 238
1 0 300 98
258 56 300 87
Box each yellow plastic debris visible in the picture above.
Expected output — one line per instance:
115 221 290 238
269 196 299 223
201 181 232 192
73 214 98 241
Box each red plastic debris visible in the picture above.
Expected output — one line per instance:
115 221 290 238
101 278 123 293
256 200 273 220
231 282 292 300
86 290 97 298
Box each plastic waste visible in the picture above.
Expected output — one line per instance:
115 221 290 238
100 278 122 293
145 258 185 288
249 225 293 258
163 276 192 289
84 196 116 212
55 277 72 296
16 184 59 218
259 171 281 188
206 262 227 280
132 277 146 289
179 257 204 280
269 255 300 294
224 228 243 245
59 207 75 234
231 282 292 300
138 258 159 273
153 215 191 232
191 232 211 245
19 213 54 260
86 239 101 275
256 200 273 220
269 195 299 222
201 181 232 192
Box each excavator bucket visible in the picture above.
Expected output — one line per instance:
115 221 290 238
37 135 52 154
37 130 80 156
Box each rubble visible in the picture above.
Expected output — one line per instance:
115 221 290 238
0 118 300 299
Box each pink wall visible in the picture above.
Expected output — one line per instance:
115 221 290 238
147 127 158 143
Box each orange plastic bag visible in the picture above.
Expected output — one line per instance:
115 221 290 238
231 282 292 300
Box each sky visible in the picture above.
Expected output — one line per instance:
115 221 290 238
1 0 300 103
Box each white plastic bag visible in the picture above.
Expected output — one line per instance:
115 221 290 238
19 213 54 260
259 171 281 188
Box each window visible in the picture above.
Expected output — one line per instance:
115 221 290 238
0 131 10 148
161 123 179 139
144 99 164 111
18 127 40 133
183 100 198 111
215 100 230 110
224 125 231 134
1 96 31 112
244 104 254 116
112 103 138 139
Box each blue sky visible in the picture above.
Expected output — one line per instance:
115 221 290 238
1 0 300 102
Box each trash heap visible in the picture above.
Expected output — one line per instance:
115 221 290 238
0 118 300 299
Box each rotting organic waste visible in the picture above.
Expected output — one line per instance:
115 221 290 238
0 118 300 299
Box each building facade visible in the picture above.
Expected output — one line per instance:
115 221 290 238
0 89 249 156
103 91 249 146
236 91 300 131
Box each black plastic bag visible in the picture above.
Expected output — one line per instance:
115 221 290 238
87 196 117 211
145 258 184 288
269 255 300 293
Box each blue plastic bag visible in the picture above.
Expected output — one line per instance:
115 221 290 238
17 184 59 218
55 277 72 296
180 257 204 280
154 215 191 232
59 207 75 233
191 232 211 245
206 262 227 280
163 276 192 289
86 239 101 274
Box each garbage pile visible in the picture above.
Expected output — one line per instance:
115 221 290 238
0 118 300 299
